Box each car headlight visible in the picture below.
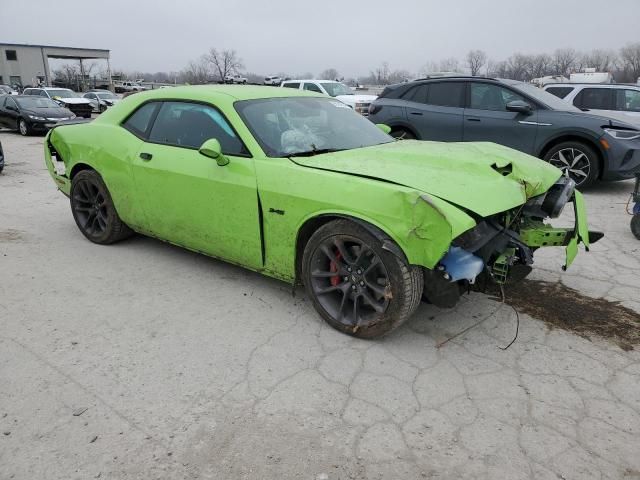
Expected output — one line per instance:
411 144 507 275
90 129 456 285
523 176 575 219
604 128 640 141
70 113 76 119
28 115 46 121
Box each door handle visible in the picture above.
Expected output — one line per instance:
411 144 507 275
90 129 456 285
466 118 481 122
139 152 152 161
410 112 423 116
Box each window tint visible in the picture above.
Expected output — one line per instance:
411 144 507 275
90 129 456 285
148 101 247 155
426 82 465 108
402 85 428 103
5 50 17 61
123 102 159 137
303 83 323 93
282 82 300 89
545 87 574 99
615 89 640 112
470 83 528 111
575 88 613 110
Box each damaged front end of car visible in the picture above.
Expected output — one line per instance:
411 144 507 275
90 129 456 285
422 176 603 308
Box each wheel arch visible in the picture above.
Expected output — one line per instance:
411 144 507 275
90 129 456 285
69 162 96 179
294 213 409 285
538 134 604 178
387 121 420 139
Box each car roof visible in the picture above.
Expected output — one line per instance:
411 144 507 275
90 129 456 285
283 79 340 84
124 84 323 102
544 83 640 90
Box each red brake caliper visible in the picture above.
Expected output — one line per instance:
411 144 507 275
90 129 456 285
330 249 342 287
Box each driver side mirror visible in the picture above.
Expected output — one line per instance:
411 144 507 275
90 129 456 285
506 100 533 115
376 123 392 134
199 138 229 166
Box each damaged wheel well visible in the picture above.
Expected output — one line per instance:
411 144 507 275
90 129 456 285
69 163 95 179
294 214 408 284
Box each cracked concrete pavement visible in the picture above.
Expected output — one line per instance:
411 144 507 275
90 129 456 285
1 130 639 479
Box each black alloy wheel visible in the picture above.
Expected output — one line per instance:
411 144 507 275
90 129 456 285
70 170 132 244
303 220 423 338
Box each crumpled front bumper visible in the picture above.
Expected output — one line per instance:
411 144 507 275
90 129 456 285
44 132 71 196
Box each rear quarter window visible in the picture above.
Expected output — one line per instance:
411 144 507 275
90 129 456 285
282 82 300 89
426 82 465 108
122 102 160 138
545 87 574 99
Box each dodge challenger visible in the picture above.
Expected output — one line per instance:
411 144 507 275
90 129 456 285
44 86 599 338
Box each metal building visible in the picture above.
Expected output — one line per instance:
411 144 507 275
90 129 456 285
0 42 112 89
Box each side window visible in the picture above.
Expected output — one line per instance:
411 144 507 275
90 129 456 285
303 83 323 93
470 83 529 111
85 93 95 99
616 90 640 112
402 85 428 103
426 82 465 108
22 89 32 96
545 87 574 99
39 90 49 97
282 82 300 89
575 88 613 110
5 50 17 61
5 97 17 109
148 101 247 155
122 102 160 138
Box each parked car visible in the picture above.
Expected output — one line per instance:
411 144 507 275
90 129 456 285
544 83 640 129
281 80 377 116
0 140 4 173
83 90 120 113
44 85 598 338
22 87 93 118
114 81 147 93
264 76 282 86
0 95 75 135
224 74 248 84
0 85 18 95
368 76 640 188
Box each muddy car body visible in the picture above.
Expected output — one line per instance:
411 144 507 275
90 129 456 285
44 86 597 338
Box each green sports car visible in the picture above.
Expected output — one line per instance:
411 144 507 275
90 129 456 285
44 86 599 338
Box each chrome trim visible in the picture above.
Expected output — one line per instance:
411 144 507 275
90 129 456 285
519 121 553 126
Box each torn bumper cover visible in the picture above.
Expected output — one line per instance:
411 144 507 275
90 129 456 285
426 184 602 307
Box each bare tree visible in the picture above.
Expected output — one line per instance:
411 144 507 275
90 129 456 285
553 48 579 77
371 62 390 84
418 61 439 77
620 43 640 81
205 48 244 81
181 56 210 84
53 63 80 88
319 68 339 80
529 53 553 79
581 49 618 72
466 50 487 76
439 57 459 72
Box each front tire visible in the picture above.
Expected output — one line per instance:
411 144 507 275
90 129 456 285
70 170 133 244
302 220 423 339
543 141 600 188
18 119 31 136
390 129 415 140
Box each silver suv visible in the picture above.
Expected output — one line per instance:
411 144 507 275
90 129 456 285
544 83 640 129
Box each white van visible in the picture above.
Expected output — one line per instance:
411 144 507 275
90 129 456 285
569 69 613 84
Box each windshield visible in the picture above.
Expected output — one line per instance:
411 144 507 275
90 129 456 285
320 82 354 97
16 97 60 109
96 92 117 99
47 89 77 99
511 82 581 112
235 97 393 157
0 86 12 94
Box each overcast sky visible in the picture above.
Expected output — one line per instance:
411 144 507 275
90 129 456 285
3 0 640 77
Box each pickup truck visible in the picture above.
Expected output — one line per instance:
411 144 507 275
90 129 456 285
281 79 377 116
224 74 248 84
114 81 147 93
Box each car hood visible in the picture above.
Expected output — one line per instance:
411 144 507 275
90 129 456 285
24 107 72 118
55 97 92 105
335 94 377 106
290 140 562 217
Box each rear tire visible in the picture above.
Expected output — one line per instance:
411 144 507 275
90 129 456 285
302 219 423 339
543 141 600 188
632 215 640 240
70 170 133 245
390 129 415 140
